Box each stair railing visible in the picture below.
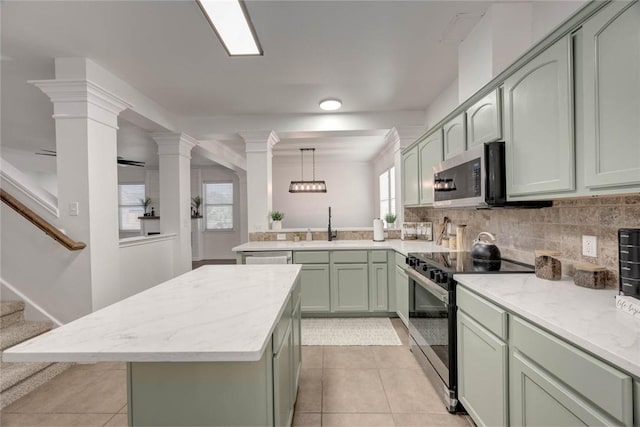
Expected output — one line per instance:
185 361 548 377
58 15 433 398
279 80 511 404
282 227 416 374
1 189 86 251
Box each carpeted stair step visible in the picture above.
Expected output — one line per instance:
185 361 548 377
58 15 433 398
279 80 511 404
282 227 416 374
0 320 51 353
0 301 25 329
0 362 52 392
0 362 72 410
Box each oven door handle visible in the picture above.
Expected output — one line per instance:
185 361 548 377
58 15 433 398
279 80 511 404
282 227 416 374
407 269 449 305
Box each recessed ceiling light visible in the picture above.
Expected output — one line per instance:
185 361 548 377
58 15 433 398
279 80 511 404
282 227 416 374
319 99 342 111
197 0 262 56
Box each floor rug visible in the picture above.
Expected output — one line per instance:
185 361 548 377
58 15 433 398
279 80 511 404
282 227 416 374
301 318 402 346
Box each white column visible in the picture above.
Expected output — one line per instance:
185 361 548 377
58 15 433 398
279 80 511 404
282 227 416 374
235 170 249 243
389 126 425 225
241 131 279 232
30 79 131 311
152 133 197 274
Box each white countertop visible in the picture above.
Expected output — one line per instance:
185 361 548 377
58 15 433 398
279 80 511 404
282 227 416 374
3 265 302 363
454 274 640 378
233 239 453 256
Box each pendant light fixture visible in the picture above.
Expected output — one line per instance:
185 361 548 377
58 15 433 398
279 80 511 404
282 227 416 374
289 148 327 193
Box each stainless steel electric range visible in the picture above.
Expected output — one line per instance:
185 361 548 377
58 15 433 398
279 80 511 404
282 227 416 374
405 251 534 413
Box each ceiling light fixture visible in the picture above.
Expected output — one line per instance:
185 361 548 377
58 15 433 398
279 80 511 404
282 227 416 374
196 0 263 56
319 99 342 111
289 148 327 193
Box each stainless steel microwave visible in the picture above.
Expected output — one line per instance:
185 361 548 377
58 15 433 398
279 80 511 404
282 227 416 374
433 142 551 209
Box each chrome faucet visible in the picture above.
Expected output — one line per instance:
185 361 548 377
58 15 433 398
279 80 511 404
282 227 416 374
328 206 337 241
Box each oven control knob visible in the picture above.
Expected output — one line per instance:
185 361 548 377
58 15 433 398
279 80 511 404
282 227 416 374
421 265 429 272
434 271 443 282
440 272 449 283
429 269 437 280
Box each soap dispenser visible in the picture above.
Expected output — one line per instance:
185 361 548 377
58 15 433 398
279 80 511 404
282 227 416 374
306 229 313 241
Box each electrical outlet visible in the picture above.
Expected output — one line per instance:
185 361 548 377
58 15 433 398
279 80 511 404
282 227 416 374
276 233 286 241
582 235 597 257
69 202 79 216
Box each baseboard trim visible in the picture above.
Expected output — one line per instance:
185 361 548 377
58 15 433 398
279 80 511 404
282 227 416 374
0 277 64 327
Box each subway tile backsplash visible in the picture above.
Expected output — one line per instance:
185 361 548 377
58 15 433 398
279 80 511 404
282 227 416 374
405 194 640 288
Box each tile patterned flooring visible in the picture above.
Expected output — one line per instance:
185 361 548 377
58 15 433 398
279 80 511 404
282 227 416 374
0 319 472 426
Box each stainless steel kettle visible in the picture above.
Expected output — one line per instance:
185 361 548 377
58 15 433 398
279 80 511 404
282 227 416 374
471 232 501 261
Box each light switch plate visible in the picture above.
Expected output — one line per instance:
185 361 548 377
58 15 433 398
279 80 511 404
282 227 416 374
582 235 597 257
69 202 79 216
276 233 286 241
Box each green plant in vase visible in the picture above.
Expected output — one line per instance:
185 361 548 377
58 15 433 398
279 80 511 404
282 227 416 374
270 211 285 230
140 197 152 216
384 213 397 228
191 196 202 217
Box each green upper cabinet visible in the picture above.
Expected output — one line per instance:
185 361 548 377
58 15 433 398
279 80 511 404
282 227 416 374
443 113 467 159
582 0 640 189
402 146 420 206
504 36 575 198
418 130 444 205
466 89 502 148
330 264 369 312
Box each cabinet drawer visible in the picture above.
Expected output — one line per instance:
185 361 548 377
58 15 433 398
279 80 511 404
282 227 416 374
370 251 388 263
293 251 329 264
457 286 508 340
395 252 407 267
510 316 633 425
331 250 368 263
273 297 292 352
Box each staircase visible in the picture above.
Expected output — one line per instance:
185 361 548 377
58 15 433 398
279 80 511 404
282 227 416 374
0 300 72 409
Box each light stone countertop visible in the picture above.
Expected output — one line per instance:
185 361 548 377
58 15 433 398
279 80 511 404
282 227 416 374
232 239 453 256
454 274 640 378
3 265 302 363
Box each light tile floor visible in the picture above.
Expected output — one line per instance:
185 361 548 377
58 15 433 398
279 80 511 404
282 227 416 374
0 319 472 427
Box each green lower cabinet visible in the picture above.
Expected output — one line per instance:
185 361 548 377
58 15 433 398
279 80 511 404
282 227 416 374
510 349 616 426
331 263 369 312
457 311 508 427
369 263 388 312
299 264 330 312
273 319 294 427
291 296 302 399
395 265 409 327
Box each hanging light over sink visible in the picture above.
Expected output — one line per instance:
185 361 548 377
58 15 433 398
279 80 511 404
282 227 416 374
289 148 327 193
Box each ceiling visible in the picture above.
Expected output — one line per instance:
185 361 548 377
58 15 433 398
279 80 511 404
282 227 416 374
1 0 492 165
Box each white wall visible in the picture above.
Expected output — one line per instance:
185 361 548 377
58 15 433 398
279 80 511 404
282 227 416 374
272 157 375 228
191 166 243 259
458 12 493 103
531 1 588 42
119 238 175 299
424 79 459 129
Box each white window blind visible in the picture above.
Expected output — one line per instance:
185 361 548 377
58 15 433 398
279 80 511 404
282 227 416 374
204 182 234 230
118 184 145 231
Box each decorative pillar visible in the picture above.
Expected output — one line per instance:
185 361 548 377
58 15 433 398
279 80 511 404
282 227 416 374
235 170 248 243
152 133 197 274
30 79 131 311
241 131 279 232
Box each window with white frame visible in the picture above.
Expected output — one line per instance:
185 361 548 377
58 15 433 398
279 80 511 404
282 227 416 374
118 184 145 231
379 166 396 223
204 182 234 230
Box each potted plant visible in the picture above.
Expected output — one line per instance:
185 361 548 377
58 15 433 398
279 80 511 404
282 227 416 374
293 232 301 242
384 213 397 229
191 196 202 217
270 211 285 230
140 197 152 216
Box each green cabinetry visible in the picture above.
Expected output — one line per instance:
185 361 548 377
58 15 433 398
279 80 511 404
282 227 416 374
457 311 508 427
330 263 369 312
273 319 293 427
503 36 575 198
369 258 389 312
466 89 501 148
298 265 330 313
402 145 420 206
443 113 467 159
418 130 444 205
582 0 640 189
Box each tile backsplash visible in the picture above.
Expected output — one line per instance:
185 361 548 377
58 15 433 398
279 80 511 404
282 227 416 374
249 229 402 242
405 194 640 288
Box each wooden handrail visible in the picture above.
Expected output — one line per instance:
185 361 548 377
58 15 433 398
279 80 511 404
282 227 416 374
1 189 86 251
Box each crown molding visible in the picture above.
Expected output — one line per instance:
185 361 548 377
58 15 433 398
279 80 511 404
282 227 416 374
241 130 280 153
152 132 198 158
29 79 132 129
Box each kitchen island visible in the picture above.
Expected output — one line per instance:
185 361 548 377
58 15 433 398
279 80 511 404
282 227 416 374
3 265 303 427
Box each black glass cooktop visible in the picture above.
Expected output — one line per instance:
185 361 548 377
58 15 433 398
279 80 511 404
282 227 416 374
408 251 534 275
